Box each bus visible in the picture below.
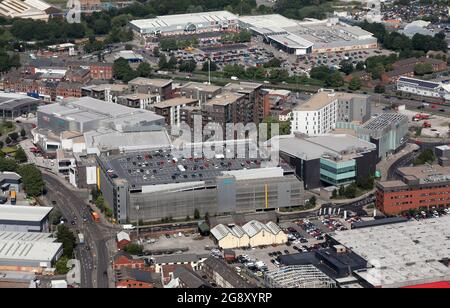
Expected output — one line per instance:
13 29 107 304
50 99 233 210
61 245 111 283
91 212 100 222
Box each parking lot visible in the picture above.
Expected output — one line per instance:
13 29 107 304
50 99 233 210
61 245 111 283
141 232 216 255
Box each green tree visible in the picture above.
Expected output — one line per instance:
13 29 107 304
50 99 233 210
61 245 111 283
95 195 105 212
113 57 134 81
8 132 18 142
5 137 11 144
202 60 218 72
264 57 282 68
55 256 70 275
179 59 197 72
158 54 168 69
0 157 17 171
344 184 357 199
153 47 160 57
414 63 433 76
50 209 63 225
348 77 362 91
374 84 385 93
123 243 143 255
56 224 76 258
14 147 27 163
339 60 354 75
167 55 178 70
332 189 338 199
20 128 26 138
137 62 152 77
0 141 3 148
194 208 200 219
308 195 317 206
18 164 44 196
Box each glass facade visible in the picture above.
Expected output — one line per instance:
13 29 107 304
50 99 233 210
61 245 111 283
320 158 356 186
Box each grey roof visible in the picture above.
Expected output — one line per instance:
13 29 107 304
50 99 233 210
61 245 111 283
0 93 39 111
277 134 376 161
0 231 54 242
0 172 21 183
0 205 53 223
153 253 209 265
361 113 409 131
0 240 62 262
116 268 160 284
203 257 254 288
174 266 211 288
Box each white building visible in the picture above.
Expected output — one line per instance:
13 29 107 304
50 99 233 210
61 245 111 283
210 224 249 250
0 0 57 21
396 76 450 100
0 205 53 232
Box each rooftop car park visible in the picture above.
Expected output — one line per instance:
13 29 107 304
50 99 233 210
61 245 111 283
101 145 292 189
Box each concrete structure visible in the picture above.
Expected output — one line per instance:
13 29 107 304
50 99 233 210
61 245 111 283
0 231 62 273
128 78 172 100
291 90 370 136
0 172 22 192
0 206 52 232
277 134 377 189
81 84 128 103
376 165 450 215
265 265 336 288
357 113 409 160
0 92 40 119
210 224 249 249
179 82 222 105
97 141 304 223
333 215 450 288
117 93 158 110
130 11 239 36
240 15 377 55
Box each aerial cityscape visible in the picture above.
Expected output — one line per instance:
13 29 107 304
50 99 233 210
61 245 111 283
0 0 449 292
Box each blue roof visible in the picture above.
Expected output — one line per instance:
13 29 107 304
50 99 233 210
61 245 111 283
398 77 440 89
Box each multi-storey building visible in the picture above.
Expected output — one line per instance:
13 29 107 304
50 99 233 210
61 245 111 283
376 165 450 215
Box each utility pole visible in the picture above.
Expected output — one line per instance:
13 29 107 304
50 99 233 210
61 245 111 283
136 205 140 239
208 59 211 85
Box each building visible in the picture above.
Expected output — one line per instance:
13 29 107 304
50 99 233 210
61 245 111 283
376 165 450 215
396 76 450 100
36 96 165 136
97 141 304 223
333 215 450 288
435 144 450 166
264 265 336 288
241 220 287 248
89 63 113 80
153 254 208 274
113 252 145 270
116 231 131 250
357 113 409 159
128 78 173 100
210 224 250 249
277 134 377 189
0 0 59 21
0 92 40 119
239 15 377 55
130 11 239 36
0 172 22 192
179 82 222 104
153 97 199 126
115 50 144 63
291 90 371 136
173 266 211 288
81 84 128 103
0 231 62 273
117 93 158 110
384 57 448 84
115 268 160 288
202 257 255 288
0 206 52 232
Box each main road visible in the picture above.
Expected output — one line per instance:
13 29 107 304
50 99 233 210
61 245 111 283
43 173 112 288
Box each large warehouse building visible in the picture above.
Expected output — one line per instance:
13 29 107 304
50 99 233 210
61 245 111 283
396 76 450 100
239 15 377 55
0 231 62 273
0 205 53 232
0 0 59 21
0 92 40 119
130 11 239 36
333 215 450 288
97 141 305 223
277 134 377 189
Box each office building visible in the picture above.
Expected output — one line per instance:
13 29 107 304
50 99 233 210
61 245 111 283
376 165 450 215
0 205 53 232
277 134 377 189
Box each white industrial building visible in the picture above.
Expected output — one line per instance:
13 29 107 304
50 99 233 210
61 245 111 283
0 0 58 21
333 215 450 288
396 76 450 100
0 205 53 232
0 231 62 273
211 220 287 249
291 89 371 136
130 11 239 36
239 15 377 55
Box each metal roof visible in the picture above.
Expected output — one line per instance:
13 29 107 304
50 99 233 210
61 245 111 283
0 240 62 262
0 205 52 223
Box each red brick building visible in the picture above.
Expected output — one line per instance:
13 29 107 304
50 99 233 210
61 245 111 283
376 165 450 215
56 82 82 98
89 63 113 80
115 268 160 289
113 252 146 270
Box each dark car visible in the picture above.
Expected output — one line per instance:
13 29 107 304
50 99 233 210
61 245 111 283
284 250 290 254
439 109 446 112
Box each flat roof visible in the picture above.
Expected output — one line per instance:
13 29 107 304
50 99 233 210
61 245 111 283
0 231 54 242
398 77 441 89
0 206 53 223
205 92 244 106
294 91 338 111
361 113 409 131
181 82 222 93
153 97 198 108
0 240 62 262
277 134 376 161
128 77 172 88
333 215 450 288
398 165 450 184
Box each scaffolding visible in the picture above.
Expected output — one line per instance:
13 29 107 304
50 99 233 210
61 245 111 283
264 265 336 288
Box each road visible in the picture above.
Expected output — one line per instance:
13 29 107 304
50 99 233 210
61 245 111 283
386 149 419 180
43 173 112 288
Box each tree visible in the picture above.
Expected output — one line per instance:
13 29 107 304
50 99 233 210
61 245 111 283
348 77 362 91
158 54 168 69
0 157 17 172
50 209 63 225
202 60 218 72
344 184 357 199
18 164 44 196
123 243 143 255
4 137 11 145
332 189 338 199
14 147 27 163
20 128 26 138
55 256 70 275
113 57 134 81
95 195 105 212
308 196 317 206
194 208 200 219
57 224 76 258
374 84 385 93
179 59 197 72
153 47 160 57
325 72 344 88
8 132 18 142
167 55 178 70
338 185 346 196
264 57 282 68
414 63 433 76
339 60 354 75
137 62 152 77
0 141 3 148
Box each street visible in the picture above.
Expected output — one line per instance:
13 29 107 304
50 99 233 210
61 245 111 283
43 173 112 288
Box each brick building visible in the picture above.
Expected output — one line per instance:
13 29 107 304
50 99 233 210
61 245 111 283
113 252 146 270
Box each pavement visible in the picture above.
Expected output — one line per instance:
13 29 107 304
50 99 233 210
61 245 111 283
66 259 81 285
377 143 420 181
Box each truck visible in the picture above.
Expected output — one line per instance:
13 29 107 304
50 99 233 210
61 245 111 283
78 233 85 244
91 211 100 222
413 113 430 121
122 224 136 230
10 190 16 205
422 121 431 128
